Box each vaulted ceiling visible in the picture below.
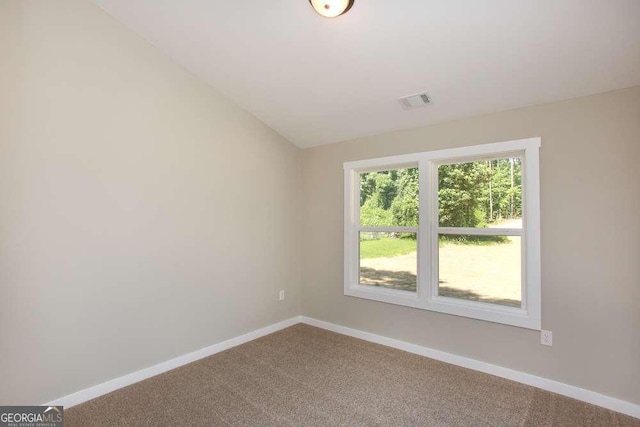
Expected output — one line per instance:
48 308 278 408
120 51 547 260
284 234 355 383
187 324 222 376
91 0 640 148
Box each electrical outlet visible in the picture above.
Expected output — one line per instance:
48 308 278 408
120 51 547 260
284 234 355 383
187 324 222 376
279 290 285 301
541 330 553 346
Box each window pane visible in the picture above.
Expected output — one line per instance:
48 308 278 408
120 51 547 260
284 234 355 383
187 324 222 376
438 234 521 307
359 232 417 292
360 167 418 227
438 158 522 228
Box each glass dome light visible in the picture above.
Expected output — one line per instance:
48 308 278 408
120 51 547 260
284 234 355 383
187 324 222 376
309 0 354 18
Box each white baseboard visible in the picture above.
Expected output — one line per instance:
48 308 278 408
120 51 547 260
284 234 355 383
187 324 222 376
45 315 639 420
300 316 640 420
45 316 302 408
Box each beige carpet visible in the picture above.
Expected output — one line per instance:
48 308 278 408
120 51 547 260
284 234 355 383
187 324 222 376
66 324 639 426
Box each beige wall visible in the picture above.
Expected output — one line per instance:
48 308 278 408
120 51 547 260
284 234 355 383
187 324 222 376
0 0 300 404
301 87 640 404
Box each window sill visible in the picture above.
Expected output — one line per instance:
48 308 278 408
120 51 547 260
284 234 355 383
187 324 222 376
345 284 540 330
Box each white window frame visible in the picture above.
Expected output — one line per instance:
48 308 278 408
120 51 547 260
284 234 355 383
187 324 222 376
344 137 541 330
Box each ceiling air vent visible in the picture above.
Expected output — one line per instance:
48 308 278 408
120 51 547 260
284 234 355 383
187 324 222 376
398 92 431 110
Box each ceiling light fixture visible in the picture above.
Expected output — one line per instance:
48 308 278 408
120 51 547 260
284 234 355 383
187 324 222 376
309 0 354 18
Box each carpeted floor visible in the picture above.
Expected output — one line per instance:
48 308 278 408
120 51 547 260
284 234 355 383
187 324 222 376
66 324 639 426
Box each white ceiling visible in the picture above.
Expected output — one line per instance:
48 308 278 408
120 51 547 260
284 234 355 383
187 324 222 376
91 0 640 148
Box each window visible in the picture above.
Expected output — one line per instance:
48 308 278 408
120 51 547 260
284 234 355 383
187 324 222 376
344 138 541 329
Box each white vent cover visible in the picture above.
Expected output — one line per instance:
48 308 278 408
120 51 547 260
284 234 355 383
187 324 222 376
398 92 431 110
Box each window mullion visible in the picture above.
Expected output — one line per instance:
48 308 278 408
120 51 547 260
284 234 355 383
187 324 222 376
430 160 440 301
358 226 419 233
417 159 431 300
